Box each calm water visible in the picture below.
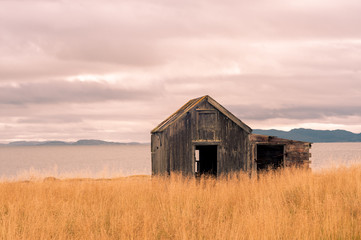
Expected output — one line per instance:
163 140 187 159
310 142 361 171
0 145 151 180
1 143 361 179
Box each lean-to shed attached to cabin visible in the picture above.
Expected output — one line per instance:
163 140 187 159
151 95 312 177
250 134 312 172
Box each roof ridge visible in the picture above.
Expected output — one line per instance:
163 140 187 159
151 95 252 134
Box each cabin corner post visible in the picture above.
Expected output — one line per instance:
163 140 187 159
192 144 196 177
150 133 156 175
249 142 257 178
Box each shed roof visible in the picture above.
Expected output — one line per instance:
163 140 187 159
151 95 252 134
250 134 312 144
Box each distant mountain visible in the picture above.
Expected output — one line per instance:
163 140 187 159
5 140 145 146
73 140 120 145
253 128 361 142
39 141 70 146
8 141 46 146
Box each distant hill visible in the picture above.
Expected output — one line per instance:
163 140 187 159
253 128 361 142
5 140 145 146
73 140 119 145
8 141 50 146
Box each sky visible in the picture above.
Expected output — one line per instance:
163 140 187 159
1 0 361 143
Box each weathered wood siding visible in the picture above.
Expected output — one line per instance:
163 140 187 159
152 112 193 175
218 111 250 174
167 112 193 174
151 133 168 174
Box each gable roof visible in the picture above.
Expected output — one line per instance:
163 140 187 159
151 95 252 134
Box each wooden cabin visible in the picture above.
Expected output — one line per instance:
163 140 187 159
151 95 311 176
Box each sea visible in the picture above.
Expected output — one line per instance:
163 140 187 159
1 143 361 180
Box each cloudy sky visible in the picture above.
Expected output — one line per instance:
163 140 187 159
1 0 361 143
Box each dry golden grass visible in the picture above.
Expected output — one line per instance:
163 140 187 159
1 167 361 240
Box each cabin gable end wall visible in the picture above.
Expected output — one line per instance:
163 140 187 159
151 99 252 176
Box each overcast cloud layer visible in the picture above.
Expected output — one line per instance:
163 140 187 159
1 0 361 142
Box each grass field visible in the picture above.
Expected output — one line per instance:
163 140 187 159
1 166 361 240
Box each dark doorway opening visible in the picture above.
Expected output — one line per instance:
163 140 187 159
195 145 217 176
257 144 284 171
